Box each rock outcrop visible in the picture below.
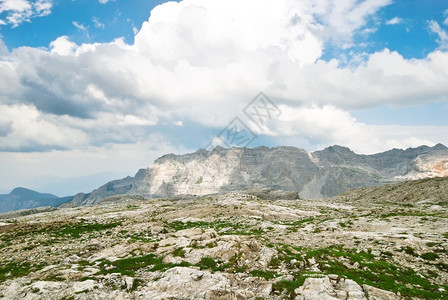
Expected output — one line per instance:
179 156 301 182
295 275 401 299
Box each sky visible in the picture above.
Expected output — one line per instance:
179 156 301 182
1 0 448 196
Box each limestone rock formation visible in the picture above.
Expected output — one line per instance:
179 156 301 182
74 144 448 204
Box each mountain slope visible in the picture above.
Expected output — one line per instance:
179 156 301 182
73 144 448 205
0 188 73 213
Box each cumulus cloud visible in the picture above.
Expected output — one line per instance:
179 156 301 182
385 16 402 25
0 104 88 151
0 0 448 157
0 0 52 27
307 0 392 47
267 104 445 154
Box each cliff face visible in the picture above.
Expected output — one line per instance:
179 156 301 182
74 144 448 204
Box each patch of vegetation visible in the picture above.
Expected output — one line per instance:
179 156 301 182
402 246 418 256
420 252 439 261
280 218 315 226
380 212 438 218
42 273 66 281
50 221 122 238
98 254 189 276
274 244 303 269
206 242 216 248
250 269 279 279
305 246 446 299
129 278 144 292
269 256 281 269
0 260 45 282
272 277 306 299
197 257 218 270
126 204 140 210
165 220 264 236
436 263 448 272
172 247 186 258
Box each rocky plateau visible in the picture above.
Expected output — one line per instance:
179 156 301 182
0 176 447 299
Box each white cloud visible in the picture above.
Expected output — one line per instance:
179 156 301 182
385 16 402 25
308 0 392 47
50 36 77 55
0 37 8 55
72 20 87 31
92 16 105 29
0 134 192 194
0 104 88 151
429 20 448 49
267 104 446 154
0 0 52 27
0 0 447 158
0 0 31 13
117 114 158 126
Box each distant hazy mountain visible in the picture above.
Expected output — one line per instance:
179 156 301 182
72 144 448 205
0 188 73 213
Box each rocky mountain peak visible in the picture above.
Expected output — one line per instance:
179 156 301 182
72 144 448 205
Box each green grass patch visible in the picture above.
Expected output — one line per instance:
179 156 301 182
165 220 264 236
172 247 186 258
129 278 144 292
420 252 439 261
51 221 122 238
250 269 279 279
0 260 46 282
305 246 446 299
197 257 219 270
272 276 306 299
402 246 418 256
281 218 315 226
98 254 189 276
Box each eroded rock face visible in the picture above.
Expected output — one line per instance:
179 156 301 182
74 144 448 204
141 267 231 299
295 275 401 300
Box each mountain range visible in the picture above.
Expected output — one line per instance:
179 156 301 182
2 143 447 214
71 143 448 205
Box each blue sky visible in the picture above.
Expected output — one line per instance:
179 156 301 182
1 0 168 49
1 0 448 195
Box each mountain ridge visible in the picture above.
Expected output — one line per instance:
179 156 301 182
72 143 448 205
0 188 73 214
